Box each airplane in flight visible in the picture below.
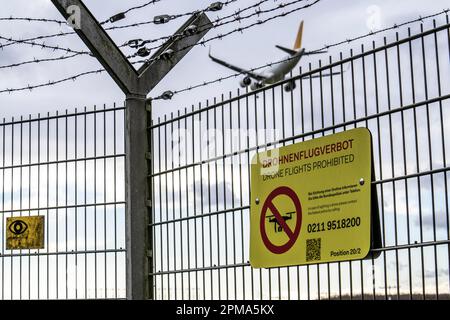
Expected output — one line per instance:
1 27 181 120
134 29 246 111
209 21 336 92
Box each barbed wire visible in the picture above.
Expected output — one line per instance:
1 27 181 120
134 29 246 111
0 56 148 93
117 0 257 49
0 69 104 94
0 34 92 55
0 0 299 68
127 0 304 51
0 0 242 50
0 53 81 70
0 0 270 49
123 0 312 62
214 0 272 24
0 0 316 94
108 0 240 26
0 34 138 68
102 0 244 33
0 30 76 50
318 8 450 51
152 8 450 99
0 1 163 26
134 0 320 61
0 17 66 25
1 7 447 95
100 0 163 24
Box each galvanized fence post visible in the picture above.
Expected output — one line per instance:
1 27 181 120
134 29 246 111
125 94 150 299
146 99 154 300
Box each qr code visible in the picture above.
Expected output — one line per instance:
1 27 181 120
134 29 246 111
306 238 321 262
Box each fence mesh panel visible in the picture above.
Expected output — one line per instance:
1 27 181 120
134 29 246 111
150 18 450 300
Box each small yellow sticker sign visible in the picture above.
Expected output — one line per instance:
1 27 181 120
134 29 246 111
6 216 45 250
250 128 373 268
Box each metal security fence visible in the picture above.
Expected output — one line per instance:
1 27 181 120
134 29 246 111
0 105 127 299
150 17 450 300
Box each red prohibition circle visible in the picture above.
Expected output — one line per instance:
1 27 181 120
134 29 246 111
260 186 302 254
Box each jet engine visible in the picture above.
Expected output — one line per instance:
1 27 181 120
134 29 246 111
284 81 297 92
239 76 252 88
250 81 264 91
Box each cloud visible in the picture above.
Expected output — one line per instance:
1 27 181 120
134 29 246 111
414 210 449 230
192 178 241 207
425 267 448 279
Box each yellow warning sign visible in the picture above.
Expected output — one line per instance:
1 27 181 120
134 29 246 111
6 216 45 250
250 128 373 268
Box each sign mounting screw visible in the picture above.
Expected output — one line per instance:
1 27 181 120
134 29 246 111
359 178 365 186
255 198 260 205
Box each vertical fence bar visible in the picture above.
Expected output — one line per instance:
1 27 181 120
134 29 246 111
19 116 23 300
253 90 259 301
434 18 450 298
183 107 190 300
408 27 426 299
10 118 14 300
102 105 107 299
382 37 399 300
36 114 40 300
229 91 237 301
191 105 198 300
421 23 439 300
1 118 4 300
46 113 50 299
164 114 170 300
29 114 33 300
246 88 252 301
169 112 176 300
395 31 413 300
176 109 182 300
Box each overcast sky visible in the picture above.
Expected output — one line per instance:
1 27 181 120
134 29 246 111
0 0 449 119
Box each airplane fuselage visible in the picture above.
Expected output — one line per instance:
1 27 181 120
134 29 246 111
208 21 309 91
262 48 305 85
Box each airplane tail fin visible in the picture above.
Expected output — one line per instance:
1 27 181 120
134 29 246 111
293 21 304 50
275 21 304 55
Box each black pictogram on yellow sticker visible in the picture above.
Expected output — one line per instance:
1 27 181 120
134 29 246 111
6 216 45 250
9 220 28 235
260 186 302 255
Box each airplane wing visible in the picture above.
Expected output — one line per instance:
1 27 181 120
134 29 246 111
303 49 328 55
209 48 267 82
305 70 341 78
